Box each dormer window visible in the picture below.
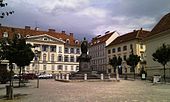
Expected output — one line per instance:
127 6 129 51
75 40 79 45
3 32 8 38
26 35 30 38
66 39 70 44
43 37 48 41
59 38 62 41
17 33 21 39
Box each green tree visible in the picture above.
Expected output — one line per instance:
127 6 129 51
12 34 34 87
126 53 140 79
109 55 117 73
0 33 34 98
109 55 122 73
152 44 170 83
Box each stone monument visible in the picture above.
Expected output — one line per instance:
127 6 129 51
78 37 91 73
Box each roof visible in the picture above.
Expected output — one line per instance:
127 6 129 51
147 13 170 37
0 26 80 46
107 29 150 47
90 31 115 46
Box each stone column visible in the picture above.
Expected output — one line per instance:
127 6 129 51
66 74 69 80
101 74 104 80
84 74 87 80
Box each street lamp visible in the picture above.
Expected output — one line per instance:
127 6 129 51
35 50 41 88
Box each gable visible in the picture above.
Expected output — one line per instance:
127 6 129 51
26 34 65 44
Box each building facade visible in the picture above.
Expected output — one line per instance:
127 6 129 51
106 29 150 74
144 13 170 78
89 31 119 73
0 26 81 74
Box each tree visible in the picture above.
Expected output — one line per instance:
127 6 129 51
0 0 14 18
126 53 140 79
152 44 170 83
11 34 34 87
109 55 117 73
0 33 34 99
109 55 122 73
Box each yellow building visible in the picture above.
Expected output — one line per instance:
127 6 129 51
106 29 150 74
0 26 81 74
144 13 170 78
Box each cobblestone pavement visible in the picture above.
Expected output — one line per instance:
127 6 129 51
0 79 170 102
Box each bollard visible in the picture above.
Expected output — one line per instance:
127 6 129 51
62 74 65 80
66 74 69 80
116 68 120 81
101 74 104 80
84 74 87 80
58 73 61 80
108 74 111 79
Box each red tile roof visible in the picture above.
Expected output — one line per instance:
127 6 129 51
146 13 170 37
0 26 80 46
90 31 115 46
107 29 150 47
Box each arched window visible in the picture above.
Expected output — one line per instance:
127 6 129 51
43 53 47 62
66 39 70 44
51 54 54 62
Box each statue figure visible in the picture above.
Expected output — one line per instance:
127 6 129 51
81 37 88 54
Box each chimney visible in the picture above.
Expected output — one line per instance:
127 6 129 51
133 30 136 32
25 26 31 30
48 29 55 32
70 33 73 37
62 31 65 34
140 28 143 31
35 27 39 31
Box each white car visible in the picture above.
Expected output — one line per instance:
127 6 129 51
38 74 53 79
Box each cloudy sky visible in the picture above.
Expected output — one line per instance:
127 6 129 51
1 0 170 40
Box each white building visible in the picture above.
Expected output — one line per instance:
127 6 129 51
0 26 81 74
89 31 119 73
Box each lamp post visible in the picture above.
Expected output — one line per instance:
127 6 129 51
35 50 41 88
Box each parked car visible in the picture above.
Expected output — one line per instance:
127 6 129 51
22 73 37 80
38 74 53 79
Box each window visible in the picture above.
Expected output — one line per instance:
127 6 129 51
3 32 8 38
117 47 121 52
59 47 62 53
108 49 111 54
58 55 62 62
70 56 74 62
130 44 133 49
50 46 56 52
65 66 68 71
64 55 69 62
42 45 48 52
43 53 47 62
75 40 79 45
70 48 74 53
76 48 80 54
66 39 70 44
140 44 143 49
43 65 47 70
76 66 79 71
112 48 115 53
51 54 54 62
64 48 69 53
123 55 127 61
71 66 74 71
76 56 79 62
123 46 127 51
58 65 63 70
51 65 55 70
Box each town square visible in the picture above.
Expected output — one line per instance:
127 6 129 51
1 0 170 102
